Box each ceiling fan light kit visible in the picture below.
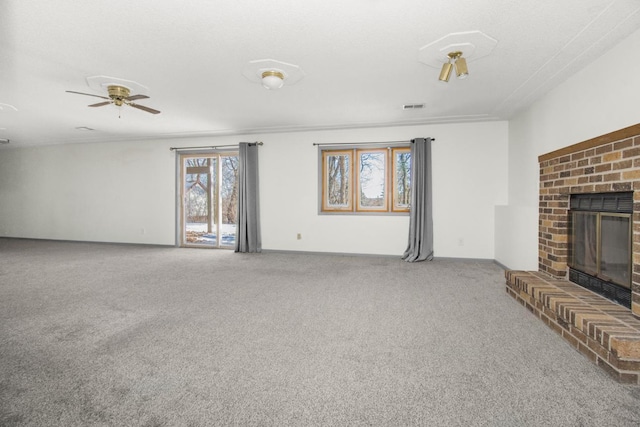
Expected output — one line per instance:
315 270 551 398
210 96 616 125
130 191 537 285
107 85 131 107
66 82 160 115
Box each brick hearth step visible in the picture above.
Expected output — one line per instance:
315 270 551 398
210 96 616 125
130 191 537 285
505 270 640 384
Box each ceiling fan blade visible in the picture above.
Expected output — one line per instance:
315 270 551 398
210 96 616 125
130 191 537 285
129 103 161 114
125 94 149 101
66 90 110 100
88 101 112 107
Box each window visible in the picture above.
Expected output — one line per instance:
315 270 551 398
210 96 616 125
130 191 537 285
320 146 411 213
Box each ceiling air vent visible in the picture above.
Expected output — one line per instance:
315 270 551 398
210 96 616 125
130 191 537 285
402 103 425 110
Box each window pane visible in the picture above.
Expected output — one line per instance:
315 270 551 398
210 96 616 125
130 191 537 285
184 157 217 246
325 152 351 209
394 149 411 210
358 151 386 209
220 156 239 247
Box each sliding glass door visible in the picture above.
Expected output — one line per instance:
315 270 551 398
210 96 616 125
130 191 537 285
179 152 239 248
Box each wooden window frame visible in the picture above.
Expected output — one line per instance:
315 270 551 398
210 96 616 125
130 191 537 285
320 145 411 214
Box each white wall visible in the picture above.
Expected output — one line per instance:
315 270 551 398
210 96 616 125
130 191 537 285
496 27 640 270
0 121 508 258
0 141 176 245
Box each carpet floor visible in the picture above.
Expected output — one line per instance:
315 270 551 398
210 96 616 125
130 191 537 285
1 238 639 426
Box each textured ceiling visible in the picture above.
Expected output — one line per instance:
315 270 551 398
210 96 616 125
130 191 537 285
1 0 639 147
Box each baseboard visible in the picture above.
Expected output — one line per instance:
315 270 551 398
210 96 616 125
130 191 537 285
0 238 507 268
0 236 174 249
260 249 402 259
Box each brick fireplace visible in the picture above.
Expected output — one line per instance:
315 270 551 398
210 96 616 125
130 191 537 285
506 123 640 383
537 124 640 315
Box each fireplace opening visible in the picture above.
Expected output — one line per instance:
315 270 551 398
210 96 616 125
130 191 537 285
568 192 633 308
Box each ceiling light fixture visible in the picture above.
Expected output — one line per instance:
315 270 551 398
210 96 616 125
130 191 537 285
242 59 304 90
439 51 468 82
261 70 285 90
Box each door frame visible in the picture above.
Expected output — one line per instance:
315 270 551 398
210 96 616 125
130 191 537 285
176 150 238 248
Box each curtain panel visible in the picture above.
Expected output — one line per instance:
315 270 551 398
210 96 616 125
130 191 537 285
235 143 262 253
402 137 434 262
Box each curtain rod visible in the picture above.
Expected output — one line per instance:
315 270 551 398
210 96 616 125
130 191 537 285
312 138 434 147
169 142 263 151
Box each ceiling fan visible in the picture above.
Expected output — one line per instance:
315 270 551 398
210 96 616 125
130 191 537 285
66 85 161 114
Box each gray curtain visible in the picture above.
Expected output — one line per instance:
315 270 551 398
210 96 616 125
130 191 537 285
402 137 434 262
235 143 262 253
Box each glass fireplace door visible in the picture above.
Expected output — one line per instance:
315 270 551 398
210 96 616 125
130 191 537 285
570 211 631 289
571 211 598 276
600 214 631 287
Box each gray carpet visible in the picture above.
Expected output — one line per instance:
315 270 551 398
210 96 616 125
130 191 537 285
1 238 639 426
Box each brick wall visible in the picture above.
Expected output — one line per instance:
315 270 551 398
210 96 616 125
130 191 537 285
538 124 640 318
